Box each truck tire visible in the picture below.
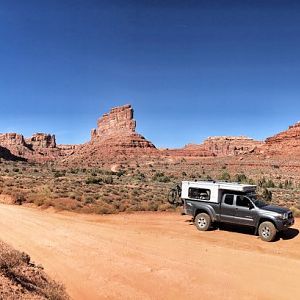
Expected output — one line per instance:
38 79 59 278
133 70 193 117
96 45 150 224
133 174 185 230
194 213 211 231
258 221 277 242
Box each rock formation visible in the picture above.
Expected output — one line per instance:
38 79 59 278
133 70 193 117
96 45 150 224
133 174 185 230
91 105 136 139
0 133 67 162
25 133 56 149
90 104 155 149
63 105 156 165
260 121 300 156
0 145 26 161
1 104 300 165
164 136 262 157
202 136 263 156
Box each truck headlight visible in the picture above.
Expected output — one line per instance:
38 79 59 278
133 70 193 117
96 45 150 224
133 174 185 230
276 213 288 220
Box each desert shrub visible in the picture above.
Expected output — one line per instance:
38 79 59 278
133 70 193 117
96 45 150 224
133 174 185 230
13 193 26 205
85 177 103 184
206 175 212 180
158 203 173 211
84 196 95 204
43 280 69 300
219 171 231 181
116 170 126 177
266 179 275 188
260 188 272 202
53 198 81 211
134 172 146 181
290 207 300 217
95 203 115 214
152 172 170 183
53 170 65 178
234 173 247 183
34 198 45 207
284 179 293 189
0 241 69 300
103 176 113 184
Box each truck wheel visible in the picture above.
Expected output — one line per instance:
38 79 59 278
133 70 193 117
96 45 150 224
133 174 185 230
258 221 277 242
194 213 211 231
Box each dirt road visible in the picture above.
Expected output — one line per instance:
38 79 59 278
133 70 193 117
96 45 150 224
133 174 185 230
0 204 299 300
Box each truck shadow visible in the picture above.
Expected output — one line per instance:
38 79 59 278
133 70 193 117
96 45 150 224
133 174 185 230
215 223 255 236
277 228 299 240
185 219 299 241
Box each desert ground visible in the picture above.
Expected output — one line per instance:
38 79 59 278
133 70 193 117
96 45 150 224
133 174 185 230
0 204 299 300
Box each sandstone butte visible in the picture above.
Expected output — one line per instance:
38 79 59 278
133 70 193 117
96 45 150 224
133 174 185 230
0 104 300 163
63 105 157 165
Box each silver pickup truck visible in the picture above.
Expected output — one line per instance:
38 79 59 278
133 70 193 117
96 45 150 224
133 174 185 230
180 180 294 242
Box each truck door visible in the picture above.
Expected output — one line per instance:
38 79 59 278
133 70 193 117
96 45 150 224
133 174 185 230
234 196 255 226
220 194 236 223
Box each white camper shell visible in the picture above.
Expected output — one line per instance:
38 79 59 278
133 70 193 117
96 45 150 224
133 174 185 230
181 181 256 203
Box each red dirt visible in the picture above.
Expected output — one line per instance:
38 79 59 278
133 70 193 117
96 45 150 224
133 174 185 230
0 204 299 300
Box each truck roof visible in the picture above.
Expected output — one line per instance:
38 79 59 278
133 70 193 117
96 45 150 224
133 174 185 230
182 180 256 193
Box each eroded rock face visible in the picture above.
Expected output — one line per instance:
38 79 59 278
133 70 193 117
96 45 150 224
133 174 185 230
163 136 262 157
25 133 56 149
261 122 300 156
63 105 156 165
202 136 263 156
0 133 25 147
90 104 155 149
91 104 136 140
0 132 61 162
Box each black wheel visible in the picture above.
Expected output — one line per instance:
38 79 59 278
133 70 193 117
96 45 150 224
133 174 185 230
168 189 182 206
258 221 277 242
168 189 178 204
194 213 211 231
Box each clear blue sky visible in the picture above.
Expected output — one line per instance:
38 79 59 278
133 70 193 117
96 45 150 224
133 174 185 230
0 0 300 148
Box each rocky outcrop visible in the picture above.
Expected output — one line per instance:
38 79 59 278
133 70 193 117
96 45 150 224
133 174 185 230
63 105 156 165
0 145 27 161
90 104 155 149
202 136 263 156
91 104 136 139
0 133 61 162
0 133 25 147
25 133 56 149
163 136 262 157
260 122 300 156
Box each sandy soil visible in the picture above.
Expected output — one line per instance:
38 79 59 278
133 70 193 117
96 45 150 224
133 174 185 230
0 204 299 300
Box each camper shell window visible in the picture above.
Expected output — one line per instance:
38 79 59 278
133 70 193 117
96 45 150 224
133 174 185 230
188 188 211 200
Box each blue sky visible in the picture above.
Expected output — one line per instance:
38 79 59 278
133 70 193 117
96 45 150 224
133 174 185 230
0 0 300 148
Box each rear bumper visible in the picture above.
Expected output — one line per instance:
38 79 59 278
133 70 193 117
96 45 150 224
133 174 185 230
275 218 294 231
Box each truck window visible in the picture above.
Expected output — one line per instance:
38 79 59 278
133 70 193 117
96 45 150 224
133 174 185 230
236 196 251 208
188 188 210 200
224 194 234 205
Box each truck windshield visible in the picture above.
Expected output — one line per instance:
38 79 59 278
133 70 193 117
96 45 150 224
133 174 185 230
253 200 268 208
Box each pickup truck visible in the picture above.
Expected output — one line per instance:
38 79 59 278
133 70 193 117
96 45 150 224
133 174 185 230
182 180 294 242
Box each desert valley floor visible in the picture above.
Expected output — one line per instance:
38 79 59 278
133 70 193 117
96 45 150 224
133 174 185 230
0 204 299 300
